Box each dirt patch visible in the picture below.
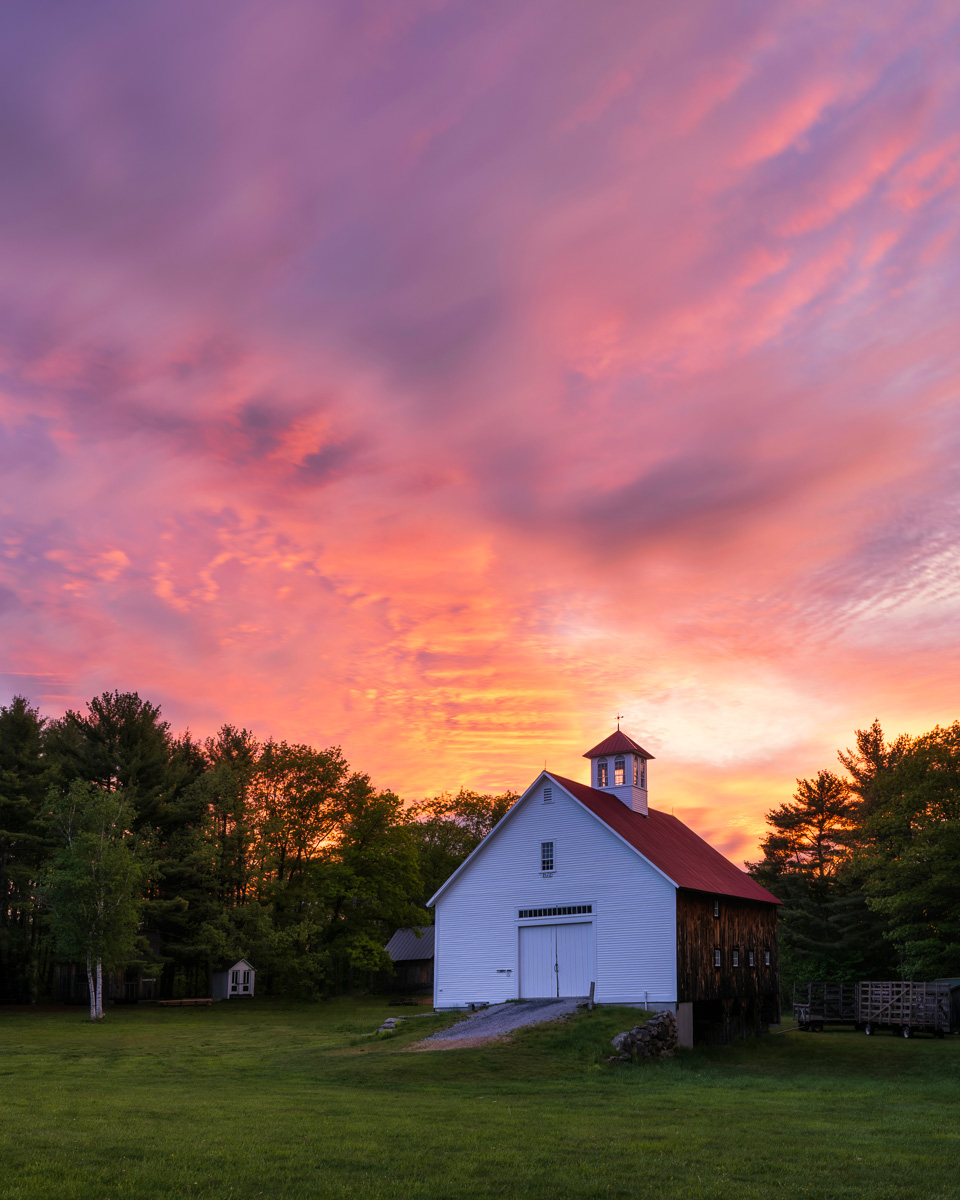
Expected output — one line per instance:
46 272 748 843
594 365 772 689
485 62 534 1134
404 1034 508 1052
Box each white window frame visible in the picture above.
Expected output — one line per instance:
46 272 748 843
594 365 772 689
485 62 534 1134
597 759 608 787
614 757 625 785
540 841 554 872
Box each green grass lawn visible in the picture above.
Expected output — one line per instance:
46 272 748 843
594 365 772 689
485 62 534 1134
1 999 958 1200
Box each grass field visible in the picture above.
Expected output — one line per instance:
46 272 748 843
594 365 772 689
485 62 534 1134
1 999 958 1200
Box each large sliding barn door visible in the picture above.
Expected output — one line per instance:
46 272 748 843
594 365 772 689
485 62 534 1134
519 923 592 998
555 923 592 997
519 924 557 997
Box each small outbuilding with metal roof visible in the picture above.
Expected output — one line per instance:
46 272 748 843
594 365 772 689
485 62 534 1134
384 926 435 994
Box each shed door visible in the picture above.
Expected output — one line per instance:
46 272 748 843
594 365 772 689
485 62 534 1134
519 923 592 998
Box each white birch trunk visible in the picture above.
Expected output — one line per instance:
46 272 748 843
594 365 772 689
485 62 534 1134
86 952 97 1021
95 957 104 1019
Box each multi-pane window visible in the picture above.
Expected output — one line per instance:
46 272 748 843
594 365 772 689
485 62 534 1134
714 900 720 918
597 759 608 787
614 757 625 785
748 950 755 967
764 950 771 967
541 841 554 872
633 757 639 785
639 759 646 787
732 949 740 968
714 948 721 968
519 905 592 919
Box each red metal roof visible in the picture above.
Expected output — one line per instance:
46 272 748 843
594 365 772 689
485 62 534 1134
582 729 655 759
549 773 780 905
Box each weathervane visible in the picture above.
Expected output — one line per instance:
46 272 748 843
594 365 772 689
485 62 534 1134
615 712 623 730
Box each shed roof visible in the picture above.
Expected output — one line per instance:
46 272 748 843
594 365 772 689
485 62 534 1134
213 957 255 973
550 774 780 905
582 730 654 759
385 926 435 962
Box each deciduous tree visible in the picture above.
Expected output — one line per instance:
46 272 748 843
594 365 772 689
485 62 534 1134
44 782 144 1020
405 787 516 905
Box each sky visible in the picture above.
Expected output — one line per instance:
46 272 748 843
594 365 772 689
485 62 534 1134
2 0 959 863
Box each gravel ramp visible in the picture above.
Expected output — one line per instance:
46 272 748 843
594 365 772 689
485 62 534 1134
420 998 581 1046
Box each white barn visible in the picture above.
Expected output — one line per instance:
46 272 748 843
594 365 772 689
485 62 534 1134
428 730 780 1045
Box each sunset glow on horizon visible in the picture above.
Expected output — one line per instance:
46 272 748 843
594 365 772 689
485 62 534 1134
3 1 960 864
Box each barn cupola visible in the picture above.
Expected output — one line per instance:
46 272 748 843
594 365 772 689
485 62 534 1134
583 728 654 816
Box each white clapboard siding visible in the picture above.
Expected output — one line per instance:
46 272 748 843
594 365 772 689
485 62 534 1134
433 778 677 1008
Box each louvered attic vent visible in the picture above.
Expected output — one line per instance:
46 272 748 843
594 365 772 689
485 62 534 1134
543 787 553 803
518 904 592 919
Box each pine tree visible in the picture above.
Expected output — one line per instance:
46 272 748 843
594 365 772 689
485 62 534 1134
0 697 53 1002
854 721 960 977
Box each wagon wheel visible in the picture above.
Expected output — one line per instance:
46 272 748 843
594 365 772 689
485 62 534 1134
902 1026 911 1039
864 1022 873 1036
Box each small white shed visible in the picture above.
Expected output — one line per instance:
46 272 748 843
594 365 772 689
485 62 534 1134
212 958 256 1000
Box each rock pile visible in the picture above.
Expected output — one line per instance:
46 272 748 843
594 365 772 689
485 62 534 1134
610 1010 679 1062
377 1016 405 1033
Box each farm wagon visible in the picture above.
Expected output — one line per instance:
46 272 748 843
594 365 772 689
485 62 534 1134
794 980 952 1038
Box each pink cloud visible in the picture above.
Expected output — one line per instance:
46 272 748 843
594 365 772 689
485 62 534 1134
1 1 959 857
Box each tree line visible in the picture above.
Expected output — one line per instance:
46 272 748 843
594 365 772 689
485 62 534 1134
0 692 515 1008
748 718 960 992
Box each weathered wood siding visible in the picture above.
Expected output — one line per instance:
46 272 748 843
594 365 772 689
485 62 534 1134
676 889 779 1003
433 776 678 1008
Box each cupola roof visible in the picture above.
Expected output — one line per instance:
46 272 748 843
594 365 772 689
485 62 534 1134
583 729 654 759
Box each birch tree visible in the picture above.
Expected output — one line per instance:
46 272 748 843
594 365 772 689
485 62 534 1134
45 782 144 1020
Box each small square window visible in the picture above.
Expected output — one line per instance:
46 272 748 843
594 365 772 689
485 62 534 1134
732 949 740 968
714 948 721 968
541 841 554 872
